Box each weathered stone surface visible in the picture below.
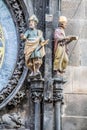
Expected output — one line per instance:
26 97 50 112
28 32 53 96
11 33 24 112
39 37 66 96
63 94 87 116
66 19 84 36
85 0 87 19
61 0 87 67
63 67 73 93
68 40 80 66
62 116 87 130
65 20 87 40
62 0 85 19
64 66 87 93
61 1 87 130
24 0 33 15
80 20 87 39
80 40 87 65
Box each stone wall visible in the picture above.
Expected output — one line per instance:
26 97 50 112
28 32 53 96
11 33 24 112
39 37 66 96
23 0 87 129
61 0 87 129
23 0 33 16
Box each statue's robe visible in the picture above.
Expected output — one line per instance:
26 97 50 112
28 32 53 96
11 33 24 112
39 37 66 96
24 28 45 67
53 27 69 72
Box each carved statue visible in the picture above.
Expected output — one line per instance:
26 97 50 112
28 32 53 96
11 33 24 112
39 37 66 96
53 16 78 78
21 15 49 79
1 113 25 129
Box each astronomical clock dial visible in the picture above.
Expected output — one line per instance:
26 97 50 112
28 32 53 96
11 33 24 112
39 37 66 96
0 0 27 109
0 0 18 91
0 24 5 68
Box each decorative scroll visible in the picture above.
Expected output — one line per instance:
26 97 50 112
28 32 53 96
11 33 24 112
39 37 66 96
53 80 63 102
30 79 44 102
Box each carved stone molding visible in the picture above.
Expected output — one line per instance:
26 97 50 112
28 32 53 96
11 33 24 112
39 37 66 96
31 91 43 102
0 113 25 129
53 90 63 102
53 79 63 103
43 79 63 103
30 79 44 102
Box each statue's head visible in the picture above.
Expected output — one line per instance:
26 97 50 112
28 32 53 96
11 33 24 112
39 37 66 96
28 15 39 29
58 16 67 29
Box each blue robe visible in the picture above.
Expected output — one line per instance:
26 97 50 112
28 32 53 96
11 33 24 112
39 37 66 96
24 28 44 59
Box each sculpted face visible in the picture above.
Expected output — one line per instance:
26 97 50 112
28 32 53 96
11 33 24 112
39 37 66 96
29 20 36 29
62 21 67 29
58 16 68 29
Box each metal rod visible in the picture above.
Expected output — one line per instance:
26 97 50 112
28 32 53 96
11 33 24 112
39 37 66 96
34 100 41 130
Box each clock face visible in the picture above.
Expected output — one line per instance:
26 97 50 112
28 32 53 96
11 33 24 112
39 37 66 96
0 0 18 91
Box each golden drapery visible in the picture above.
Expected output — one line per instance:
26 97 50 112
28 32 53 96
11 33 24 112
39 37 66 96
24 39 45 65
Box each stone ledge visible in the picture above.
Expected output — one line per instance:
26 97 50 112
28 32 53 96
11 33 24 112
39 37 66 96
62 115 87 119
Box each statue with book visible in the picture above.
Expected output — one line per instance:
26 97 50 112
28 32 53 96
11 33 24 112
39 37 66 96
53 16 78 79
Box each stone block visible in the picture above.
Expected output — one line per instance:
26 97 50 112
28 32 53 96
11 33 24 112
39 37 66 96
66 19 84 36
62 0 85 19
80 39 87 65
64 66 87 93
62 116 87 130
63 94 87 116
72 67 87 93
85 0 87 19
80 20 87 39
63 67 73 93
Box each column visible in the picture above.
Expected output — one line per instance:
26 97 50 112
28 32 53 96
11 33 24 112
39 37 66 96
30 79 44 130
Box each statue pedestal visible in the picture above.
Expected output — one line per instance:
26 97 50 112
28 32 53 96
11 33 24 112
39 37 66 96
30 79 44 130
53 78 65 130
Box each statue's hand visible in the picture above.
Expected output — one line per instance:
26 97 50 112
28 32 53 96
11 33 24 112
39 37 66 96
70 36 78 41
40 39 49 46
20 33 26 40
